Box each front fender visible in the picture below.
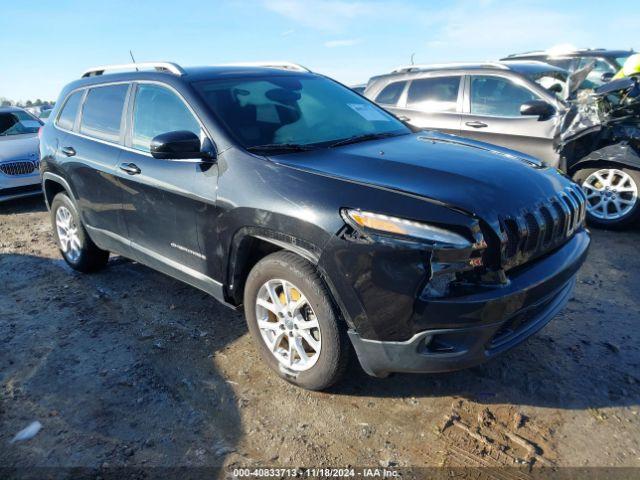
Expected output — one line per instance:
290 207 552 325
570 141 640 174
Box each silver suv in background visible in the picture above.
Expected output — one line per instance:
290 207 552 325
364 61 568 167
0 107 43 202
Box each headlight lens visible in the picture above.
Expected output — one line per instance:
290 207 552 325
343 209 471 247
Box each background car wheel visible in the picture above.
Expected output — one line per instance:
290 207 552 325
573 166 640 229
243 251 350 391
50 192 109 272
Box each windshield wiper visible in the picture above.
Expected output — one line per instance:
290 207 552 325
328 132 402 148
246 143 315 154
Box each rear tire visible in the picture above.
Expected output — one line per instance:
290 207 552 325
51 192 109 272
573 166 640 229
243 251 350 390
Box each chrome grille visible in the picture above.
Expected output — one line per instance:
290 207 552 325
0 160 39 176
499 185 587 270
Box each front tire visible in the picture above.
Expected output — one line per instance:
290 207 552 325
51 192 109 272
243 251 350 390
573 166 640 229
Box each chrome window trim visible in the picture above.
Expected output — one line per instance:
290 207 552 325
54 79 215 159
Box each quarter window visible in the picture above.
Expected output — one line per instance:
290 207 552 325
57 91 83 131
375 81 406 105
406 76 461 112
80 84 129 142
132 84 202 152
470 76 538 117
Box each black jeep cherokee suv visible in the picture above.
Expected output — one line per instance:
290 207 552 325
40 61 590 390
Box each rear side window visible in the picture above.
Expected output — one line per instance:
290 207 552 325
80 84 129 142
406 76 460 112
375 81 406 105
132 84 202 152
57 91 83 131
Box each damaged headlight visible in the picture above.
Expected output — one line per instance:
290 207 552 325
342 209 471 247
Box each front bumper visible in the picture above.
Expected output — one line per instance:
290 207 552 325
0 170 42 202
348 230 589 377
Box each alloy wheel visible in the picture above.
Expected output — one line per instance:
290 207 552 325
55 206 81 262
581 168 638 221
255 279 321 371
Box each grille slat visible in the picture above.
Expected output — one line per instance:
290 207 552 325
499 188 586 270
0 160 38 176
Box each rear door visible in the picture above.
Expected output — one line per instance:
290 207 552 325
392 75 463 134
460 74 557 162
118 82 211 274
56 84 131 252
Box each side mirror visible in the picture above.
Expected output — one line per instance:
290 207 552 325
150 130 215 161
520 100 555 121
600 72 614 83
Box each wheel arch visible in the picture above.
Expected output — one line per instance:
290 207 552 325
42 172 75 210
568 143 640 176
225 227 322 306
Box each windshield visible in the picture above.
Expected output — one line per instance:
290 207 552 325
194 75 410 152
615 54 632 69
0 110 42 136
523 70 569 99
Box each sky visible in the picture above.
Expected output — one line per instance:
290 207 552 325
0 0 637 101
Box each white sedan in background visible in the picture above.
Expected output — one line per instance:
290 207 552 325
0 107 43 202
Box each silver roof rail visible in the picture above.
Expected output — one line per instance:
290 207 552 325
391 62 509 74
81 62 186 78
219 61 311 72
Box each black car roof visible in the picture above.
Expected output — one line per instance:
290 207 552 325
0 106 25 113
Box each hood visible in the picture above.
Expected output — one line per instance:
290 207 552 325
0 134 39 162
273 131 570 224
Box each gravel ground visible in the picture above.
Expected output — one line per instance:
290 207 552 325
1 196 639 477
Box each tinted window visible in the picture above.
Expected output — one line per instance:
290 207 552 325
195 76 409 150
470 76 538 117
57 91 83 131
407 76 460 112
375 81 406 105
132 84 202 152
80 84 129 142
0 110 42 136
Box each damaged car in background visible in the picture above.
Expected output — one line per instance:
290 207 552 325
559 68 640 227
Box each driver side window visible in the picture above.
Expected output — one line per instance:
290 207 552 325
470 76 538 117
132 84 202 152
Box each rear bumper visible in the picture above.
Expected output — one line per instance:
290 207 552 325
349 230 589 377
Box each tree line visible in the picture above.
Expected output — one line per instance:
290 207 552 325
1 97 56 108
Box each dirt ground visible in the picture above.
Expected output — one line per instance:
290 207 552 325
1 196 639 477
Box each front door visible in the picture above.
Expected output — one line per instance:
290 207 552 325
460 74 558 165
118 82 212 275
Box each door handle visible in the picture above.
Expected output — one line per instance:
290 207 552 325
61 146 76 157
119 162 141 175
398 115 411 122
465 121 488 128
